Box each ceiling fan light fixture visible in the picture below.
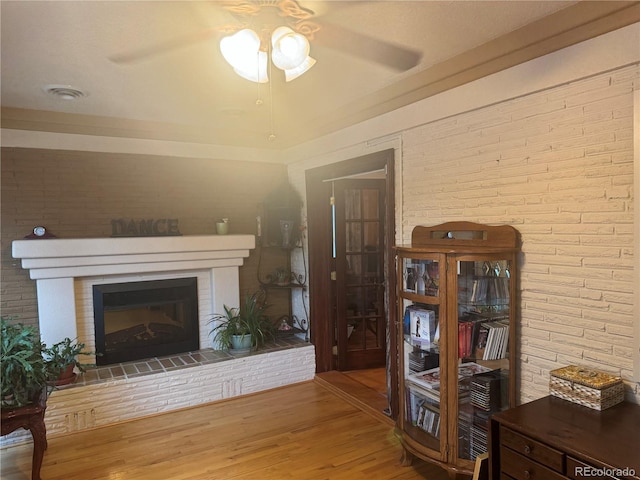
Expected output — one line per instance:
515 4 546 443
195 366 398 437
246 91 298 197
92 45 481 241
220 28 261 71
284 55 316 82
233 51 269 83
271 26 309 70
220 24 315 83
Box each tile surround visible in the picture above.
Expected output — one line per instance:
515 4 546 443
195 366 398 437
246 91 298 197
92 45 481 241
70 335 307 387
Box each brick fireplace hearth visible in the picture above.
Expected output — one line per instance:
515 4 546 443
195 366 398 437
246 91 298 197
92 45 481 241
4 235 316 447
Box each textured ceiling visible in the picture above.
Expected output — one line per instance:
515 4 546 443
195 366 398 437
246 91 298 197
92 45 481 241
1 1 637 150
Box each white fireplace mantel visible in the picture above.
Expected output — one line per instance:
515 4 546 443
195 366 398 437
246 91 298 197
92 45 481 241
12 235 255 347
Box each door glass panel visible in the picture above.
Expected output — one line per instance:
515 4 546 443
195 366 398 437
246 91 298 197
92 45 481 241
346 255 361 285
456 259 511 461
364 222 380 248
346 223 362 252
346 286 362 318
362 189 379 220
344 189 361 220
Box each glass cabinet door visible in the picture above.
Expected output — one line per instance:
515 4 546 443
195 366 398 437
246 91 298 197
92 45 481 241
454 256 512 462
400 255 443 453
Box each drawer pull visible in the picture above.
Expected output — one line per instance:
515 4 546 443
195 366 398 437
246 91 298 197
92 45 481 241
524 445 532 454
524 470 531 479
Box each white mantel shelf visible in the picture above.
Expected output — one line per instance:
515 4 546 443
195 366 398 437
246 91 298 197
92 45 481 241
12 235 255 279
12 234 256 347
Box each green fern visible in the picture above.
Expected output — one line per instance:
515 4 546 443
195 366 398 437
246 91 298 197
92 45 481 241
1 316 47 407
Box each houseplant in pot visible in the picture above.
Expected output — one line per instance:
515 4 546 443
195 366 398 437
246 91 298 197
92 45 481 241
43 337 94 386
1 316 48 408
209 292 275 353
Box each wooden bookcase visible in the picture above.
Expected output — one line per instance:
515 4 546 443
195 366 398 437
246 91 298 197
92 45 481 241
395 221 520 478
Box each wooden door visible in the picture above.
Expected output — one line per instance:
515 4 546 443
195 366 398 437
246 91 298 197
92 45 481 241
333 179 386 370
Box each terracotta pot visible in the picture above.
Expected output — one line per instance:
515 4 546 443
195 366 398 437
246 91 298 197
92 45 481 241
49 364 77 386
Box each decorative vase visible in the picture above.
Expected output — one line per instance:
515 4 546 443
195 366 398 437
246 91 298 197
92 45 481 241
230 334 252 353
216 219 229 235
280 219 294 247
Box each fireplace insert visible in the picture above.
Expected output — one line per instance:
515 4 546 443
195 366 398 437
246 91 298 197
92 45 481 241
93 278 199 365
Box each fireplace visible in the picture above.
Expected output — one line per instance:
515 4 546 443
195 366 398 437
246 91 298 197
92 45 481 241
12 234 255 358
93 277 199 365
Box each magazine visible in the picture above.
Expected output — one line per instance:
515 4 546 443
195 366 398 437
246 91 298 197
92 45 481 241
408 362 492 390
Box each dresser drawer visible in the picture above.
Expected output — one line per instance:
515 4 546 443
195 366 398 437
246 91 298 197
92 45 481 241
500 425 565 473
501 445 568 480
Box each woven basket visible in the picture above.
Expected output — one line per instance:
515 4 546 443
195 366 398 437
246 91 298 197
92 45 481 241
549 365 624 411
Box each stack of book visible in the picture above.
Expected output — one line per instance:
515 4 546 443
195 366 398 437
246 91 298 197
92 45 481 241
408 349 439 374
458 403 473 458
407 388 441 437
470 423 489 459
409 362 492 387
474 320 509 360
470 369 508 411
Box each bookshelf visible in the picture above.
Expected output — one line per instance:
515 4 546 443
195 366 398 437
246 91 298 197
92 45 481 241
256 199 308 339
395 222 520 477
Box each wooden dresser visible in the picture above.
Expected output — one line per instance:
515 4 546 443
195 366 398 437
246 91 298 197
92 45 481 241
488 395 640 480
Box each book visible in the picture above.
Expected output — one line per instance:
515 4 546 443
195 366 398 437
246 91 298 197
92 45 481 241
408 305 436 346
481 321 509 360
408 366 443 389
458 320 474 358
408 362 492 391
474 323 489 359
457 362 493 378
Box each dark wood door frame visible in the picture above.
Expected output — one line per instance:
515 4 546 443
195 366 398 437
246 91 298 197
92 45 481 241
305 149 399 418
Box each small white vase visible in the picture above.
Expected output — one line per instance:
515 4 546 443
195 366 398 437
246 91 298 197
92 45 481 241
216 222 229 235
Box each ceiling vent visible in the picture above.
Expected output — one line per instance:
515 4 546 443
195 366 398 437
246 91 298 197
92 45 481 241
42 84 87 100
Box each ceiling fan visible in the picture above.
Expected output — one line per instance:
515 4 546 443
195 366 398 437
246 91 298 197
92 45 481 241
109 0 423 73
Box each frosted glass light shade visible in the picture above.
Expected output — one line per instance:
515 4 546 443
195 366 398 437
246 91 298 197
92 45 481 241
220 29 261 70
271 26 309 70
284 55 316 82
220 26 314 83
234 51 268 83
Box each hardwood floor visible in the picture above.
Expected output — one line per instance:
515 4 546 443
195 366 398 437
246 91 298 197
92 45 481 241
343 367 388 396
316 368 390 425
1 379 449 480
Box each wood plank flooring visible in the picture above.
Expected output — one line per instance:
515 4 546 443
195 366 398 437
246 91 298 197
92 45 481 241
1 379 449 480
316 369 391 425
343 367 388 396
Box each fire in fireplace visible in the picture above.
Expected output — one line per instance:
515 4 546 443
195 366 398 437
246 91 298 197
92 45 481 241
93 278 199 365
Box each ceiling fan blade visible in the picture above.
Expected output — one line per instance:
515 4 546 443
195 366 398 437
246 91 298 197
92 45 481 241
314 21 422 71
109 28 220 64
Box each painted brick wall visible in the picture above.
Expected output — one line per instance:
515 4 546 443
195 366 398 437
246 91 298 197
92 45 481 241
400 64 638 403
0 148 289 329
1 344 316 446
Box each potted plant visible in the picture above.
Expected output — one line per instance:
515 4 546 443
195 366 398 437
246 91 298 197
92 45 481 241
209 292 275 353
1 316 48 408
43 337 94 386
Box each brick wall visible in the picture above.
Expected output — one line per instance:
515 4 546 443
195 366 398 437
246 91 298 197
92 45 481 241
1 343 316 446
0 148 289 329
400 64 638 402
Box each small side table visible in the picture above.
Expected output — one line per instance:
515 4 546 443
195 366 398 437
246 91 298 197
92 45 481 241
1 390 48 480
